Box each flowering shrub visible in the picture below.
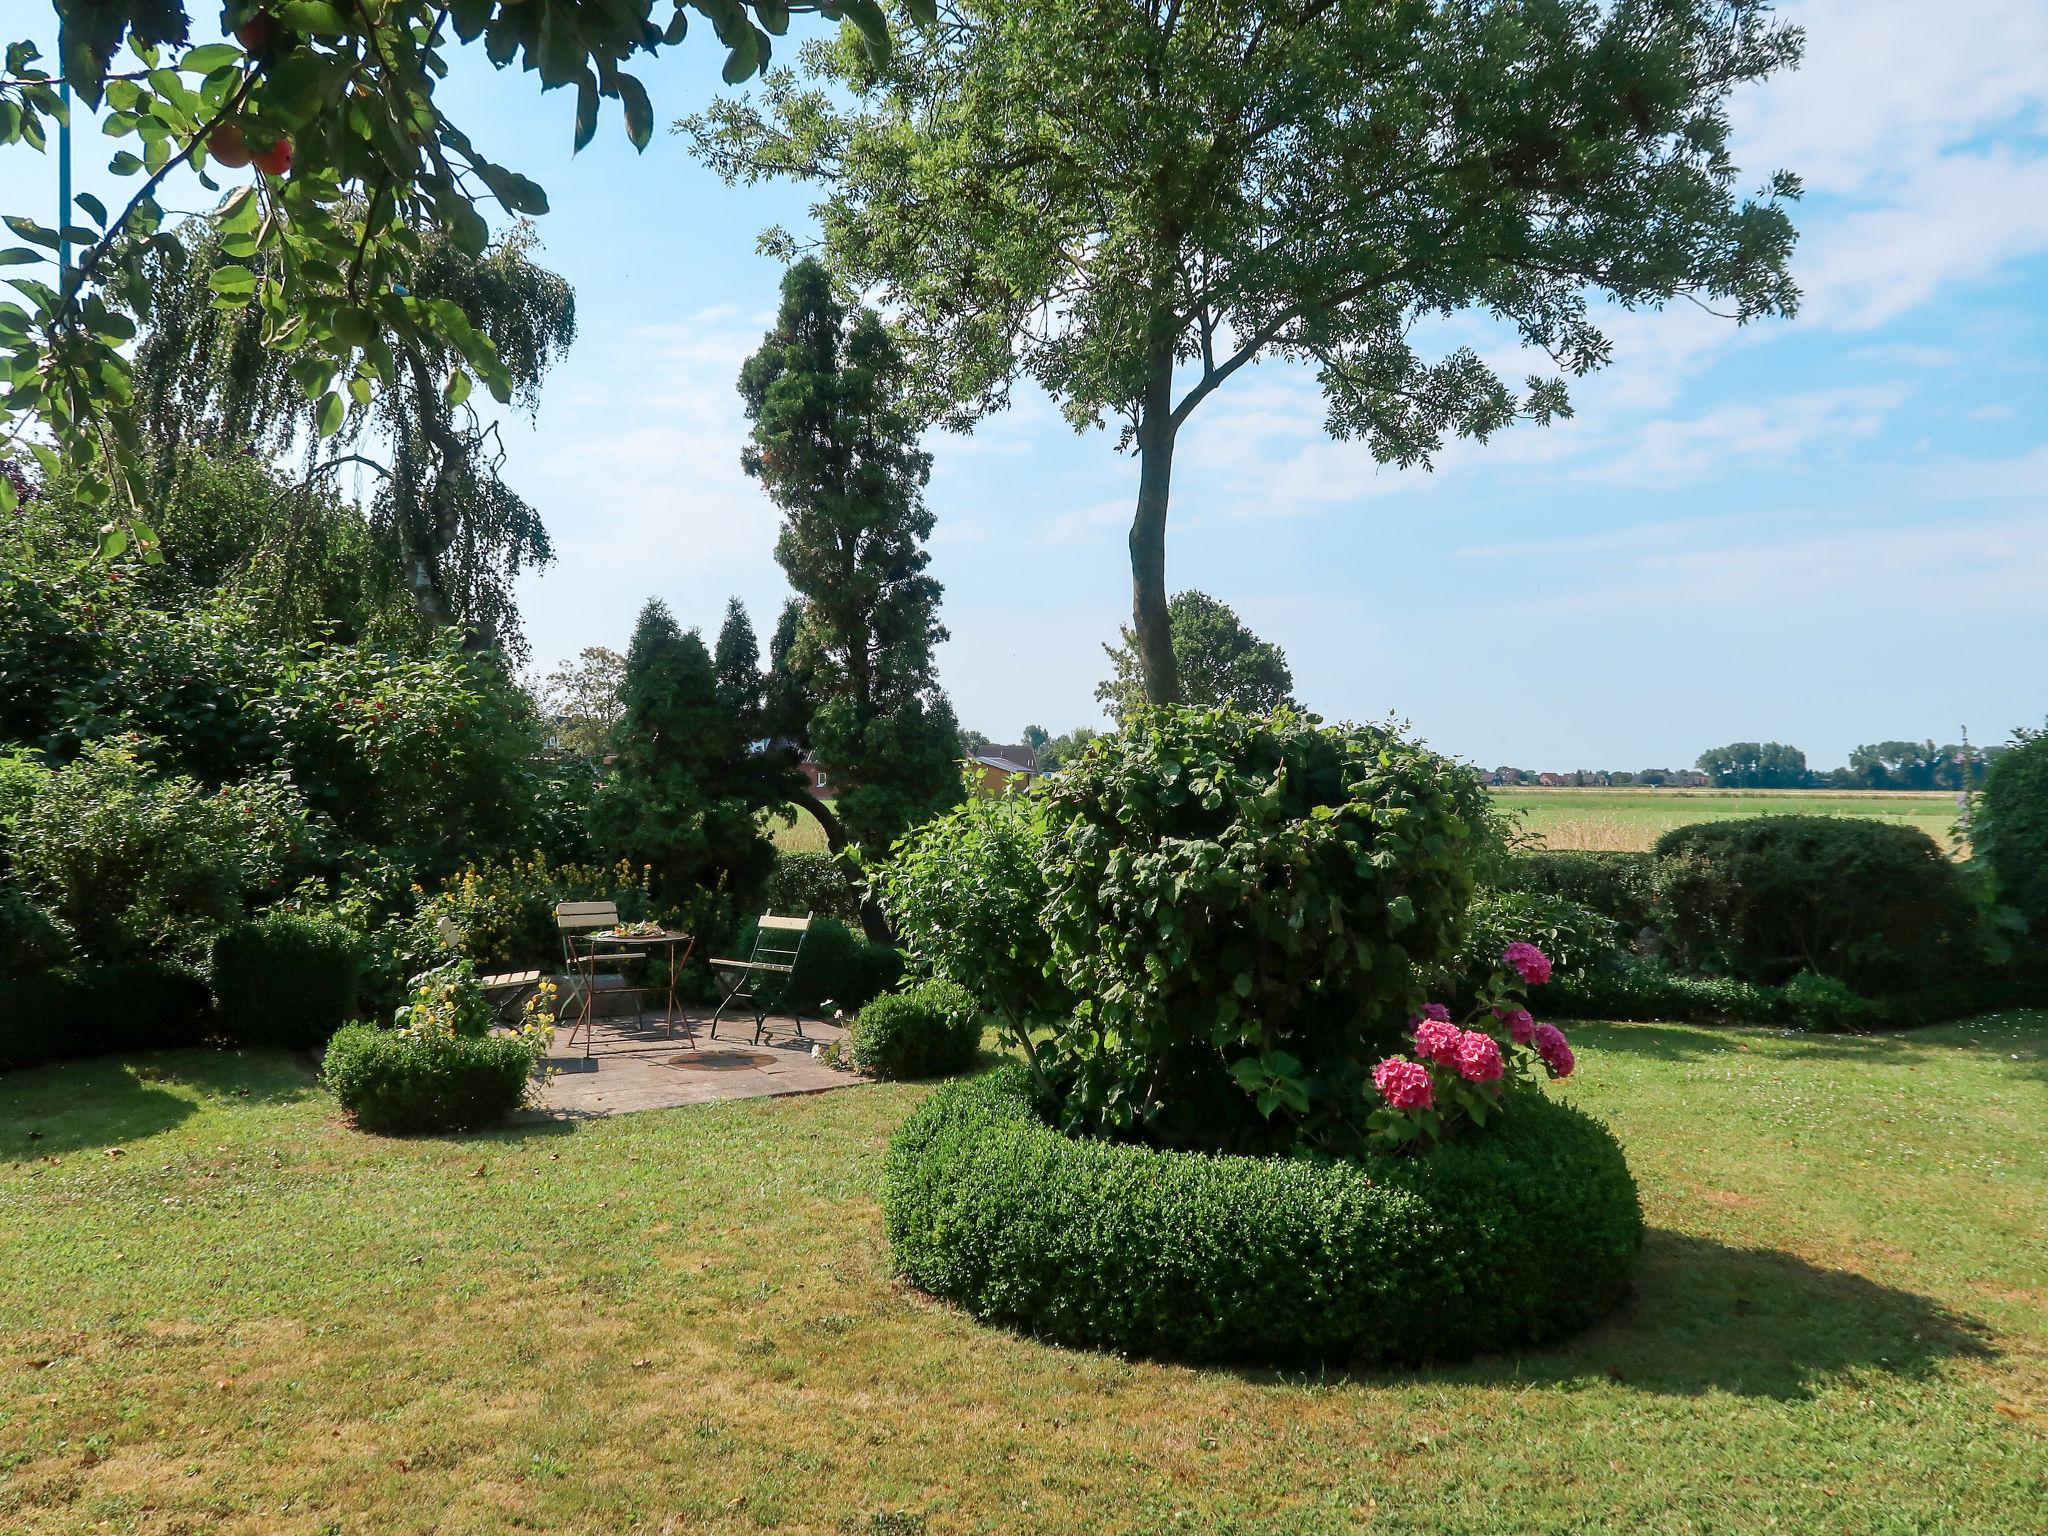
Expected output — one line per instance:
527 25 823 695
413 853 659 972
1367 940 1577 1153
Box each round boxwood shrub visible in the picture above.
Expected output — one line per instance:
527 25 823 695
1653 815 1977 993
212 912 364 1050
779 916 902 1014
885 1065 1642 1365
322 1022 536 1134
1975 725 2048 939
850 979 981 1080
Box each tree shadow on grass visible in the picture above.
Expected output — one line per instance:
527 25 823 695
0 1047 317 1162
1413 1229 1998 1401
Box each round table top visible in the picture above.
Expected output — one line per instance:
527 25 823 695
586 928 688 946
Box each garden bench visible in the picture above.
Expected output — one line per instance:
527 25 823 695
708 914 812 1044
434 917 545 1026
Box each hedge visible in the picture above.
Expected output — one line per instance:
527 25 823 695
0 961 212 1072
211 912 364 1050
884 1065 1643 1365
1500 850 1661 930
322 1023 535 1134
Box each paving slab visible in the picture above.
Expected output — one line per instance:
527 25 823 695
519 1007 868 1120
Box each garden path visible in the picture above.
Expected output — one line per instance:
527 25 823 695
523 1009 864 1119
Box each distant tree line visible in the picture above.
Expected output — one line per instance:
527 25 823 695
1488 740 2004 792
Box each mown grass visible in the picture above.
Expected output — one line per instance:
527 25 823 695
1493 786 1964 852
3 1015 2044 1534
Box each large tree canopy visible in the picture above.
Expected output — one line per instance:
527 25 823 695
0 0 911 559
690 0 1804 703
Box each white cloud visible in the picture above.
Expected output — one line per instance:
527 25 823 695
1572 383 1911 485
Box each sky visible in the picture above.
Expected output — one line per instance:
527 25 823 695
7 0 2046 771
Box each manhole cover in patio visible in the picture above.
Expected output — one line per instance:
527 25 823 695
669 1049 776 1072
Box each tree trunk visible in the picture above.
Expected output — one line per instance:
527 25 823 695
1129 340 1181 706
786 783 892 945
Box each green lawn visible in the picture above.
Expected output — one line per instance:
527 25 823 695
3 1015 2044 1534
1492 786 1963 852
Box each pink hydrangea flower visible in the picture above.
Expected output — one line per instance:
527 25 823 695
1493 1006 1535 1044
1373 1056 1434 1110
1502 941 1553 986
1413 1016 1463 1065
1532 1022 1575 1078
1413 1002 1453 1025
1453 1029 1504 1083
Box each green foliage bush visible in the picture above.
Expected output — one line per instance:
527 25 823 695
1500 850 1661 930
1654 816 1978 994
885 1065 1642 1365
1974 726 2048 938
850 980 981 1080
1457 890 1620 983
873 792 1072 1029
5 737 318 968
762 849 864 925
779 916 902 1014
1546 954 1786 1026
1033 707 1497 1152
321 1022 536 1134
211 913 364 1050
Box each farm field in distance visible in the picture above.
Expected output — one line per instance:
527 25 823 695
1493 786 1964 852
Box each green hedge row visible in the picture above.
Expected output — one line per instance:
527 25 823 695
884 1065 1643 1365
0 912 364 1072
1547 953 2043 1030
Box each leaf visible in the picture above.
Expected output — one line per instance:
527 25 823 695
573 73 599 154
617 72 653 151
316 391 345 437
444 369 472 407
0 249 40 267
207 266 258 298
904 0 937 24
182 44 243 75
74 192 108 228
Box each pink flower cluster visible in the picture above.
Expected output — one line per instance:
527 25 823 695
1502 942 1553 986
1413 1016 1462 1065
1366 939 1578 1132
1373 1056 1434 1109
1532 1022 1575 1078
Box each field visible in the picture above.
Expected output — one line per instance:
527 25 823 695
1493 786 1964 852
4 1014 2044 1534
767 804 832 854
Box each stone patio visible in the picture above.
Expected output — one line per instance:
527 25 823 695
523 1005 869 1119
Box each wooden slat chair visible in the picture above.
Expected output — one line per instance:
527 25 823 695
555 900 646 1054
708 914 812 1044
433 918 544 1027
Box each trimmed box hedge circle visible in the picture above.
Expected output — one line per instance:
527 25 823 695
884 1065 1643 1365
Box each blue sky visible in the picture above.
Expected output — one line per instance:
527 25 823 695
8 0 2046 770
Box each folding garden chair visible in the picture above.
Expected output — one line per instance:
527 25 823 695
707 914 812 1044
555 900 646 1056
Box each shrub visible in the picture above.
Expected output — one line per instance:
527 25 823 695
419 853 659 972
873 791 1073 1030
1034 707 1498 1152
850 980 982 1080
321 1023 536 1134
1654 816 1978 994
1457 890 1620 984
779 916 902 1014
211 912 364 1050
884 1065 1643 1366
762 849 864 924
1974 725 2048 938
1546 954 1787 1026
1499 850 1660 930
391 959 496 1040
4 736 319 968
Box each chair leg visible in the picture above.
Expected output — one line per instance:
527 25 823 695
709 976 747 1040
